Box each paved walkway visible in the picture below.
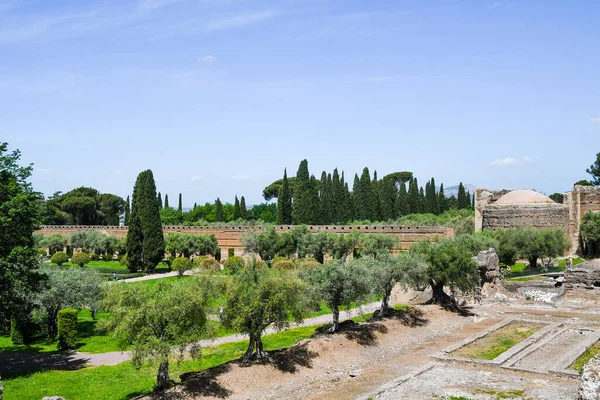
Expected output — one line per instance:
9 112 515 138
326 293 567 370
0 302 383 376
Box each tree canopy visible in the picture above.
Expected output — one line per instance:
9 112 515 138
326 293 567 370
586 152 600 186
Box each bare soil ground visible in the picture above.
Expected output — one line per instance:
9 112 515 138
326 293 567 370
142 288 600 400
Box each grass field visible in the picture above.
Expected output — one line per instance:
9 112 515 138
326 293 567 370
452 322 541 360
1 320 337 400
502 257 585 280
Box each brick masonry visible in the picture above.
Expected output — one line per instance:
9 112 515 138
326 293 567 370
36 224 455 257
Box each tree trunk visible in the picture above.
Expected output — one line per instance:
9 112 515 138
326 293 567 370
243 334 256 362
528 256 538 269
156 360 170 392
331 304 340 332
379 294 390 316
428 281 470 315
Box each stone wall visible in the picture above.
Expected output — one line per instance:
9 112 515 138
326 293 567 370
564 186 600 254
474 188 512 232
481 204 569 230
36 224 454 257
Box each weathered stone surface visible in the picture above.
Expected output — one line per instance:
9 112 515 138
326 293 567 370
0 376 3 400
482 204 569 231
565 259 600 290
475 248 499 283
579 355 600 400
501 280 564 303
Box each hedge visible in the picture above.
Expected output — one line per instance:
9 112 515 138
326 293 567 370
57 308 78 350
223 256 245 273
272 259 295 271
199 258 221 272
10 317 26 345
50 251 69 266
71 252 91 267
193 255 209 267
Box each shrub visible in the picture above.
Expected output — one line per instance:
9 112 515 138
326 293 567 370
215 247 221 262
71 252 91 267
171 257 193 277
272 256 288 265
10 318 26 345
50 251 70 266
199 258 221 272
193 255 209 267
272 259 295 271
90 253 100 261
120 254 128 267
101 253 113 262
228 248 235 258
223 256 245 273
57 308 78 350
295 258 322 270
164 255 175 267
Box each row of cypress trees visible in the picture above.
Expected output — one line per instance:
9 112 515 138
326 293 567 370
277 160 472 225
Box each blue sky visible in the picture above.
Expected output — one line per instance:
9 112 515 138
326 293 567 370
1 0 598 206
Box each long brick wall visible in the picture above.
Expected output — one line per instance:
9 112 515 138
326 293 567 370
36 224 454 256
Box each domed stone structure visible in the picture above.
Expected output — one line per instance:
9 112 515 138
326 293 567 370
494 190 555 205
475 186 600 255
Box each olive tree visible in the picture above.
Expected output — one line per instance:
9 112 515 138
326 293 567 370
221 259 308 361
171 257 192 277
408 239 479 313
102 279 211 391
304 259 371 332
40 234 67 255
35 266 104 337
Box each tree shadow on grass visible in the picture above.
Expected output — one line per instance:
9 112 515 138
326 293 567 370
0 351 90 379
369 307 429 327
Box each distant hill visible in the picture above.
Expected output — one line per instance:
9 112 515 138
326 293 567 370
442 184 476 198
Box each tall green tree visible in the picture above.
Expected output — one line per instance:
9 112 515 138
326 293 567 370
215 198 224 222
178 193 183 212
292 160 317 224
587 152 600 185
372 170 382 221
438 183 447 213
379 176 397 221
164 194 169 208
0 142 43 330
318 171 333 224
233 195 241 220
457 182 467 209
276 169 292 224
395 181 409 217
331 168 343 223
124 195 130 225
157 192 162 209
240 196 247 219
126 170 165 272
356 167 376 221
407 178 420 214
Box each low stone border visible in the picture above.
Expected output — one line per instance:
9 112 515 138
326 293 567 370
356 362 439 400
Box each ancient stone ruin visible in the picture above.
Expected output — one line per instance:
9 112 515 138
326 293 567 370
565 259 600 290
579 355 600 400
474 248 499 296
475 186 600 254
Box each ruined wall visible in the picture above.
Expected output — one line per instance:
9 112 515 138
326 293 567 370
474 188 512 232
36 224 454 257
481 204 569 230
564 186 600 254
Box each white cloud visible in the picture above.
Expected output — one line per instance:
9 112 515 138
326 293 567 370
200 55 216 64
190 175 202 182
592 117 600 127
490 156 534 167
231 174 250 181
206 10 277 32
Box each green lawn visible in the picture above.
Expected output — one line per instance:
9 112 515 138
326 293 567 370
2 324 321 400
46 260 171 274
570 341 600 373
502 258 585 278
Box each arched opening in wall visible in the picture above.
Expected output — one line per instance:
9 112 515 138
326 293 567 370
593 282 600 288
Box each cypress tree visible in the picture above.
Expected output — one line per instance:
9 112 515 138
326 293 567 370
379 177 396 221
430 178 440 215
124 195 130 225
372 170 382 221
346 181 355 223
126 170 165 272
395 181 409 217
318 171 333 225
193 202 197 209
233 195 241 220
215 198 224 222
457 182 467 209
240 196 247 219
466 191 472 209
356 167 376 221
178 193 183 212
419 187 425 213
277 169 292 224
157 192 163 209
331 168 343 223
309 175 321 224
408 178 420 214
164 194 169 208
438 183 447 213
424 181 432 214
292 160 316 224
